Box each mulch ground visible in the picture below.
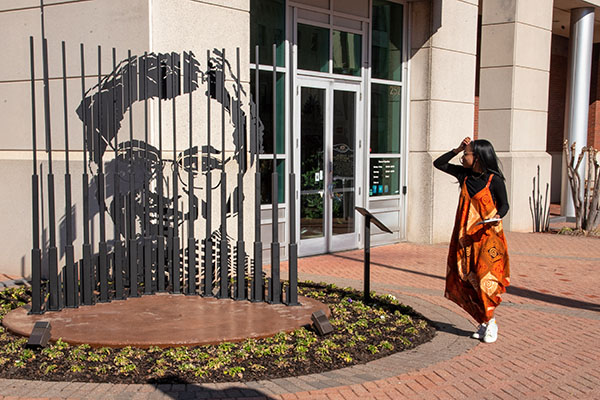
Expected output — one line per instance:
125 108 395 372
0 282 436 384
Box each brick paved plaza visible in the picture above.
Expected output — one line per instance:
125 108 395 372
1 231 599 399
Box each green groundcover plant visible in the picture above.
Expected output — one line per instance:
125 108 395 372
0 282 435 384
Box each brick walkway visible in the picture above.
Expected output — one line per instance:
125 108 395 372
1 231 599 399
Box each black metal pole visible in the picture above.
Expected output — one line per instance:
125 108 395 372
364 215 371 304
218 48 228 299
270 43 280 304
157 53 166 293
61 41 76 308
287 41 299 306
203 50 214 297
29 37 43 314
235 48 246 300
143 52 153 295
42 38 59 311
113 48 124 300
171 52 181 294
252 45 263 302
97 46 109 303
127 49 138 298
187 51 197 295
80 43 93 306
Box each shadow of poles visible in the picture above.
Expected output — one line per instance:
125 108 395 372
328 253 445 281
330 254 600 313
506 285 600 312
151 379 277 399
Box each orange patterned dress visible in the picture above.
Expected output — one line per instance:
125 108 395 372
445 174 510 324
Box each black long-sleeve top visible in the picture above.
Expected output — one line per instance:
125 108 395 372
433 150 510 217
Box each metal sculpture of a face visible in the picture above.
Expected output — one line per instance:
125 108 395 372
75 49 259 240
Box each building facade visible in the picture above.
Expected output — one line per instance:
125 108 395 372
0 0 599 277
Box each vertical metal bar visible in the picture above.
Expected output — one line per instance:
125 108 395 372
270 43 280 304
127 49 138 298
61 41 76 308
113 48 124 300
287 39 298 306
157 53 166 292
59 266 66 309
235 48 246 300
187 52 197 295
42 37 59 311
252 45 263 302
74 260 80 307
97 46 109 303
364 216 371 304
29 37 43 314
80 43 93 306
143 52 153 295
203 50 214 297
172 52 181 294
218 48 229 299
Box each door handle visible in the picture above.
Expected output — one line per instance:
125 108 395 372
327 183 334 199
327 161 334 198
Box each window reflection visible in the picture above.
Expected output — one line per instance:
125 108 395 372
297 24 329 72
250 0 285 66
333 30 362 76
260 159 285 204
370 83 401 154
372 0 403 81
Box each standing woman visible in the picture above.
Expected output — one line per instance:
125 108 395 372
433 137 510 343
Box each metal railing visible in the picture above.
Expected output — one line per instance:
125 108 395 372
28 37 298 314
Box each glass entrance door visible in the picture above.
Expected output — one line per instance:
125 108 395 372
297 80 362 256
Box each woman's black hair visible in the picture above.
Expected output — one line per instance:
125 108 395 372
471 139 505 180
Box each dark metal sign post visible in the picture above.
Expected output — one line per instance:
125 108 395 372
355 207 392 304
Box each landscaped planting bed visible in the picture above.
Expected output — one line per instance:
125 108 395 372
0 282 435 383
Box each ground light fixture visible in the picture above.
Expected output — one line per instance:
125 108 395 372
26 321 51 349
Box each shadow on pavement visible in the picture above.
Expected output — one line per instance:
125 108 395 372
430 320 474 337
330 254 444 281
152 379 276 399
507 285 600 312
331 254 600 313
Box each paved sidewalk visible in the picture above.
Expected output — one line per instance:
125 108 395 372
1 231 599 399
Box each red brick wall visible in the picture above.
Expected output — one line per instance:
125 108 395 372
546 35 600 151
473 33 599 149
474 96 479 139
547 50 567 153
589 44 600 149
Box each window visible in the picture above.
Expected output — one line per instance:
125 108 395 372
369 1 404 198
372 0 403 82
370 83 401 154
332 30 362 76
250 71 285 155
297 23 329 72
250 0 285 66
250 0 286 204
297 24 362 76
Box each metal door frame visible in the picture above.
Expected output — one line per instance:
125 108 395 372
296 76 364 257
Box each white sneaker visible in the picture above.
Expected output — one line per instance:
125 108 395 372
483 319 498 343
471 323 487 339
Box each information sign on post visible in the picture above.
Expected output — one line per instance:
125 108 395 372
355 207 393 303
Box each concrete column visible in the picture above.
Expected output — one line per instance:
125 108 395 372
407 0 478 243
478 0 553 232
561 8 595 218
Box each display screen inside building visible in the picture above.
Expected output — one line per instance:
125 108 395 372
369 158 400 197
